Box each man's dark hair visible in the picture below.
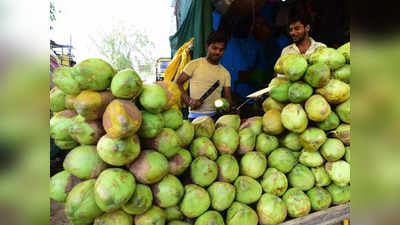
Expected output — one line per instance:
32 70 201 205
288 13 311 27
206 31 229 47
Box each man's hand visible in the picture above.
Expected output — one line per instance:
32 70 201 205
189 99 201 110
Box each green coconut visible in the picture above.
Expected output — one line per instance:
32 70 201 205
97 134 140 166
143 128 181 158
65 179 103 225
239 116 263 135
299 150 325 167
168 148 192 176
238 128 256 154
176 120 195 147
326 183 350 204
311 167 331 187
168 221 191 225
148 128 181 158
215 114 240 130
69 115 104 145
162 108 183 129
281 104 308 133
110 69 143 99
74 58 115 91
261 168 288 197
274 54 296 74
216 154 239 183
74 90 114 120
331 124 350 146
336 99 350 123
139 84 168 113
316 112 340 131
234 176 262 204
226 202 258 225
280 132 302 151
288 164 315 191
155 81 182 111
180 184 210 218
337 42 350 63
50 170 81 202
102 99 142 138
153 174 184 208
305 95 331 122
50 87 66 112
282 188 311 218
257 193 287 225
122 184 153 215
214 97 230 111
299 127 327 151
270 82 291 103
304 63 330 88
138 111 164 139
50 110 77 141
194 211 224 225
333 64 350 84
94 210 133 225
316 79 350 104
307 187 332 211
282 54 308 81
262 109 284 135
165 206 183 221
268 148 296 173
309 47 346 70
129 150 169 184
320 138 345 162
52 67 81 95
207 182 236 211
134 206 166 225
192 116 215 138
288 81 313 103
325 160 350 187
189 137 218 160
94 168 136 212
212 127 239 154
240 151 267 179
54 139 79 150
345 147 350 163
63 145 107 179
262 97 285 112
191 156 218 187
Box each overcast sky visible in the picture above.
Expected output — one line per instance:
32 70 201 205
50 0 176 62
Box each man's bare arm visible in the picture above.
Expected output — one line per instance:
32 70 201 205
175 72 201 109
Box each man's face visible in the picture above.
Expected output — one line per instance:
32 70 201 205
289 21 310 43
207 42 225 63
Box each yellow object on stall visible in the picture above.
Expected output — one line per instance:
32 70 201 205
164 38 194 91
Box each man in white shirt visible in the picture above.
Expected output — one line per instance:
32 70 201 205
281 14 326 58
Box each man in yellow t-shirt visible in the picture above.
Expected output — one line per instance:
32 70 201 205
175 31 232 121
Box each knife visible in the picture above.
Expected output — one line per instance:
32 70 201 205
199 80 220 104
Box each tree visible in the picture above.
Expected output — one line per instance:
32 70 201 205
91 24 157 82
50 1 60 30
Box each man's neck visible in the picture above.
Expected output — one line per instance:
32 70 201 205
295 36 311 53
206 56 219 65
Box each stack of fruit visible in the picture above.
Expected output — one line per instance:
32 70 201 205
50 42 350 225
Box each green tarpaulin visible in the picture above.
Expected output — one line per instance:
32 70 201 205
170 0 213 59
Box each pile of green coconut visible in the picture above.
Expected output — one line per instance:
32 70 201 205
50 42 350 225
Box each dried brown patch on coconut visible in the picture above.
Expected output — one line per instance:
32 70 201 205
169 153 185 174
98 91 115 118
65 175 83 194
88 146 107 178
325 162 333 172
120 99 142 133
57 110 77 118
129 150 153 184
151 184 161 206
88 119 105 141
156 81 180 110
